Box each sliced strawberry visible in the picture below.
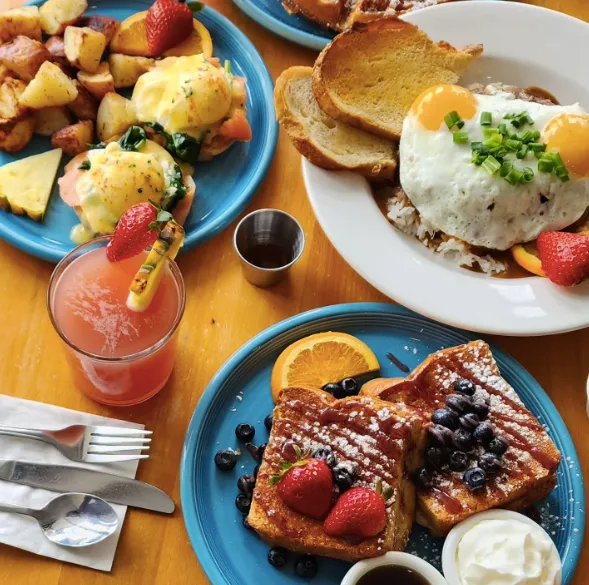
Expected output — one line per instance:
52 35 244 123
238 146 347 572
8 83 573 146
146 0 200 57
537 231 589 286
324 487 387 539
106 203 162 263
272 449 333 519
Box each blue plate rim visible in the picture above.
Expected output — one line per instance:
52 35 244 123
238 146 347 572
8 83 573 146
5 0 278 263
180 302 585 584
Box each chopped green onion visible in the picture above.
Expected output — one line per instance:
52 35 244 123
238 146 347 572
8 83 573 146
482 155 501 175
505 168 523 184
525 114 535 125
552 152 567 171
516 144 529 159
503 113 515 120
519 130 533 144
528 142 546 153
445 111 463 130
500 161 513 177
453 130 469 144
483 127 500 139
498 123 508 136
485 134 503 149
480 112 492 126
538 157 554 173
505 138 522 151
472 152 487 165
522 167 534 183
532 130 541 141
489 145 507 159
471 141 485 152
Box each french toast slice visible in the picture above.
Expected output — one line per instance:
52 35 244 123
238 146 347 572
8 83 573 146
248 386 426 561
361 341 561 536
313 18 483 140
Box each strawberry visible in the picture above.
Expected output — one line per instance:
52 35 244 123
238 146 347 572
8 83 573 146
146 0 203 57
324 487 387 539
537 231 589 286
106 203 172 263
271 447 333 519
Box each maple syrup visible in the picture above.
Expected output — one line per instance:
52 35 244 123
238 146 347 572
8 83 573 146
243 242 292 269
356 565 430 585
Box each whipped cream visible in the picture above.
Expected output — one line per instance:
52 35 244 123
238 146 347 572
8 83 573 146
456 519 561 585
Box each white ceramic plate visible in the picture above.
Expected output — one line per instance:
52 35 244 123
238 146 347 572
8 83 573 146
303 0 589 336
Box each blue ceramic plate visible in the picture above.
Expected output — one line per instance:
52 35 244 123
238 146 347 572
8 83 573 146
232 0 503 50
181 303 585 585
0 0 277 263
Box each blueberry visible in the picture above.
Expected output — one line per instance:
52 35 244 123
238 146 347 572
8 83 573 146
237 474 256 495
425 447 447 471
214 449 237 471
472 400 490 420
323 383 342 396
449 451 469 472
463 467 488 491
428 425 454 448
445 394 474 414
487 435 510 457
247 443 265 462
264 414 274 431
268 547 289 569
254 465 260 478
414 467 433 490
235 423 255 443
313 447 337 468
472 422 495 444
295 554 319 578
452 427 474 452
460 413 481 432
332 384 346 400
479 453 502 474
431 408 460 430
242 515 253 531
341 378 359 397
333 463 356 492
235 493 252 513
454 379 476 396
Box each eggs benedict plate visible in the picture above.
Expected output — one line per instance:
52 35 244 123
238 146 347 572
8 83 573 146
302 0 589 336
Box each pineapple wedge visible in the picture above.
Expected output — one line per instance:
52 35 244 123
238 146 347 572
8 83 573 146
127 220 185 312
0 148 62 221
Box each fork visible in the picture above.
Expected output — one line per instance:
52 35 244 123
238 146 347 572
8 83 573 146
0 424 151 464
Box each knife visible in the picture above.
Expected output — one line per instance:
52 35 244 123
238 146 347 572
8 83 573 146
0 460 175 514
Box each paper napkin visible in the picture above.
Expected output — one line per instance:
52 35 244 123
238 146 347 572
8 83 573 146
0 395 143 572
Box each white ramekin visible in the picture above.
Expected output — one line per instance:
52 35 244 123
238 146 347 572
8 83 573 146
441 509 562 585
341 551 447 585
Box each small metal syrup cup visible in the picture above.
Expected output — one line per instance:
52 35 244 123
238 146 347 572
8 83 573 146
234 209 305 288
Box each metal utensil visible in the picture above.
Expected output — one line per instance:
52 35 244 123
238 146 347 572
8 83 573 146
0 492 119 547
0 424 151 464
0 460 175 514
234 209 305 287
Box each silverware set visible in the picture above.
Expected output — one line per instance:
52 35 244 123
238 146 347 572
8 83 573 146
0 422 174 548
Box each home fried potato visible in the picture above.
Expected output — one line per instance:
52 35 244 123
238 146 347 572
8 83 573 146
39 0 88 36
78 15 120 45
51 119 94 155
77 61 114 99
0 35 51 82
0 6 42 42
45 35 68 67
108 53 154 88
34 106 72 136
0 77 34 152
66 79 97 120
96 92 137 141
0 64 11 84
64 26 106 73
19 61 78 109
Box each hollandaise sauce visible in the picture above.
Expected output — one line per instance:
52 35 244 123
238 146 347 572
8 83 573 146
49 241 184 406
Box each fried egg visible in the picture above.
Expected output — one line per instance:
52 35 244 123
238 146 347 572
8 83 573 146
399 85 589 250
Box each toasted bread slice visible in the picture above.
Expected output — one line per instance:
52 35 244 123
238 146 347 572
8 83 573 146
361 341 561 536
282 0 344 29
248 386 426 561
313 19 483 140
275 66 397 181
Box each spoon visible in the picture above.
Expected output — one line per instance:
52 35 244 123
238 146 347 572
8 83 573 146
0 492 119 547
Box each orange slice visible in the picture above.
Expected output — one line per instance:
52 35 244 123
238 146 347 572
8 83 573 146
270 332 380 403
511 244 545 277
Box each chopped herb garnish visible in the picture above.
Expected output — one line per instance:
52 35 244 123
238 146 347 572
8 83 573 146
78 160 91 171
453 130 469 144
119 126 147 152
480 112 492 126
444 111 464 130
482 155 501 175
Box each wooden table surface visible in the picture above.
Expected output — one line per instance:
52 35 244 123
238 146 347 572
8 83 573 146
2 0 588 583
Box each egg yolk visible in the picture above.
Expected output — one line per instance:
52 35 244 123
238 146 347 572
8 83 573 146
410 84 477 131
543 113 589 178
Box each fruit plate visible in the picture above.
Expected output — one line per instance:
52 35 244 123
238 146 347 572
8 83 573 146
0 0 277 263
180 303 585 585
231 0 503 51
303 0 589 336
